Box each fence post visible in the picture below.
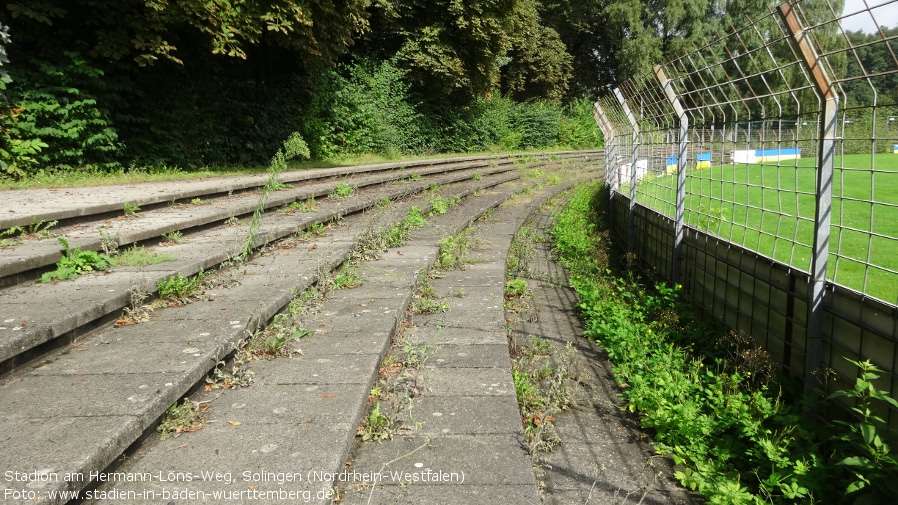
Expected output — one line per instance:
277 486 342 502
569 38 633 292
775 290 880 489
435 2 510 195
653 65 689 285
614 88 640 255
593 102 618 193
778 2 837 396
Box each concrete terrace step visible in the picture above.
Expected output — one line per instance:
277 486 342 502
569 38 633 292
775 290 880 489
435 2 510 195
0 151 600 229
0 170 561 505
0 156 491 228
338 179 587 505
0 157 527 284
78 175 593 505
0 169 525 370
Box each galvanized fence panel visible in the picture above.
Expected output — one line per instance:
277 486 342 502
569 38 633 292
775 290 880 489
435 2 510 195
594 0 898 424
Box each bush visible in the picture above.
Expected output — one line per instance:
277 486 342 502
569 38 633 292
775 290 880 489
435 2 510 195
304 59 425 159
117 63 306 168
436 95 581 153
2 51 120 177
511 99 562 149
559 97 604 149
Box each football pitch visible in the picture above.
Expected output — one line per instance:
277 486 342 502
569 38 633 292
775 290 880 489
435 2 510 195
629 153 898 303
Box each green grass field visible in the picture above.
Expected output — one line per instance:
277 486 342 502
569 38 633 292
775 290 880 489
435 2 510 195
629 153 898 304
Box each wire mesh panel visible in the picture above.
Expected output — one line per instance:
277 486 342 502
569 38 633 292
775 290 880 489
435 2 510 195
662 11 823 276
595 95 634 196
594 0 898 421
596 0 898 308
617 72 681 219
796 0 898 305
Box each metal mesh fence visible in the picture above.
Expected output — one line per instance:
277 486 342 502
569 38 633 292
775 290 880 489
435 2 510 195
595 0 898 421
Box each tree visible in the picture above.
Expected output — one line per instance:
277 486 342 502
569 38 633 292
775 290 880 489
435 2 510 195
540 0 621 97
502 0 573 101
364 0 520 104
2 0 370 68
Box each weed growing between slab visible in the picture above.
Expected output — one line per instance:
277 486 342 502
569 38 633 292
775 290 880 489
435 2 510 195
552 181 898 504
427 194 460 216
41 237 113 282
240 133 310 262
115 286 156 326
302 222 328 239
503 277 532 314
329 181 354 199
351 206 427 262
156 270 209 305
250 318 311 358
410 270 448 315
385 206 427 247
205 284 322 391
279 197 318 214
509 334 581 455
332 263 360 289
0 218 57 248
158 399 208 440
161 230 184 245
98 228 120 256
123 201 141 217
507 223 541 279
357 321 428 442
435 227 476 271
112 246 176 267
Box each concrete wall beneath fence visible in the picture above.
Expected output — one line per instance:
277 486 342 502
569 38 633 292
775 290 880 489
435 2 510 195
608 192 898 426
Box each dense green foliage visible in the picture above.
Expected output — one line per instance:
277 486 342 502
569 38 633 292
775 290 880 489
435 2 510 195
0 0 604 176
3 0 861 177
552 182 898 504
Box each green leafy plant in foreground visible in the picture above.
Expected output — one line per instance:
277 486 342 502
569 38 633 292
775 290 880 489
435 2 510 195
827 358 898 503
41 237 112 282
551 182 898 504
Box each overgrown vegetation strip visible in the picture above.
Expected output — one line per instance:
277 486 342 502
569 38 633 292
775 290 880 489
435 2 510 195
552 182 898 504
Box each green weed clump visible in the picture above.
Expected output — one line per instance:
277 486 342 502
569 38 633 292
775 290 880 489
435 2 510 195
435 228 474 270
384 206 427 249
428 194 460 216
0 218 57 248
41 237 112 282
113 246 176 267
552 181 898 504
329 182 353 199
510 337 578 454
156 270 206 303
158 399 207 440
